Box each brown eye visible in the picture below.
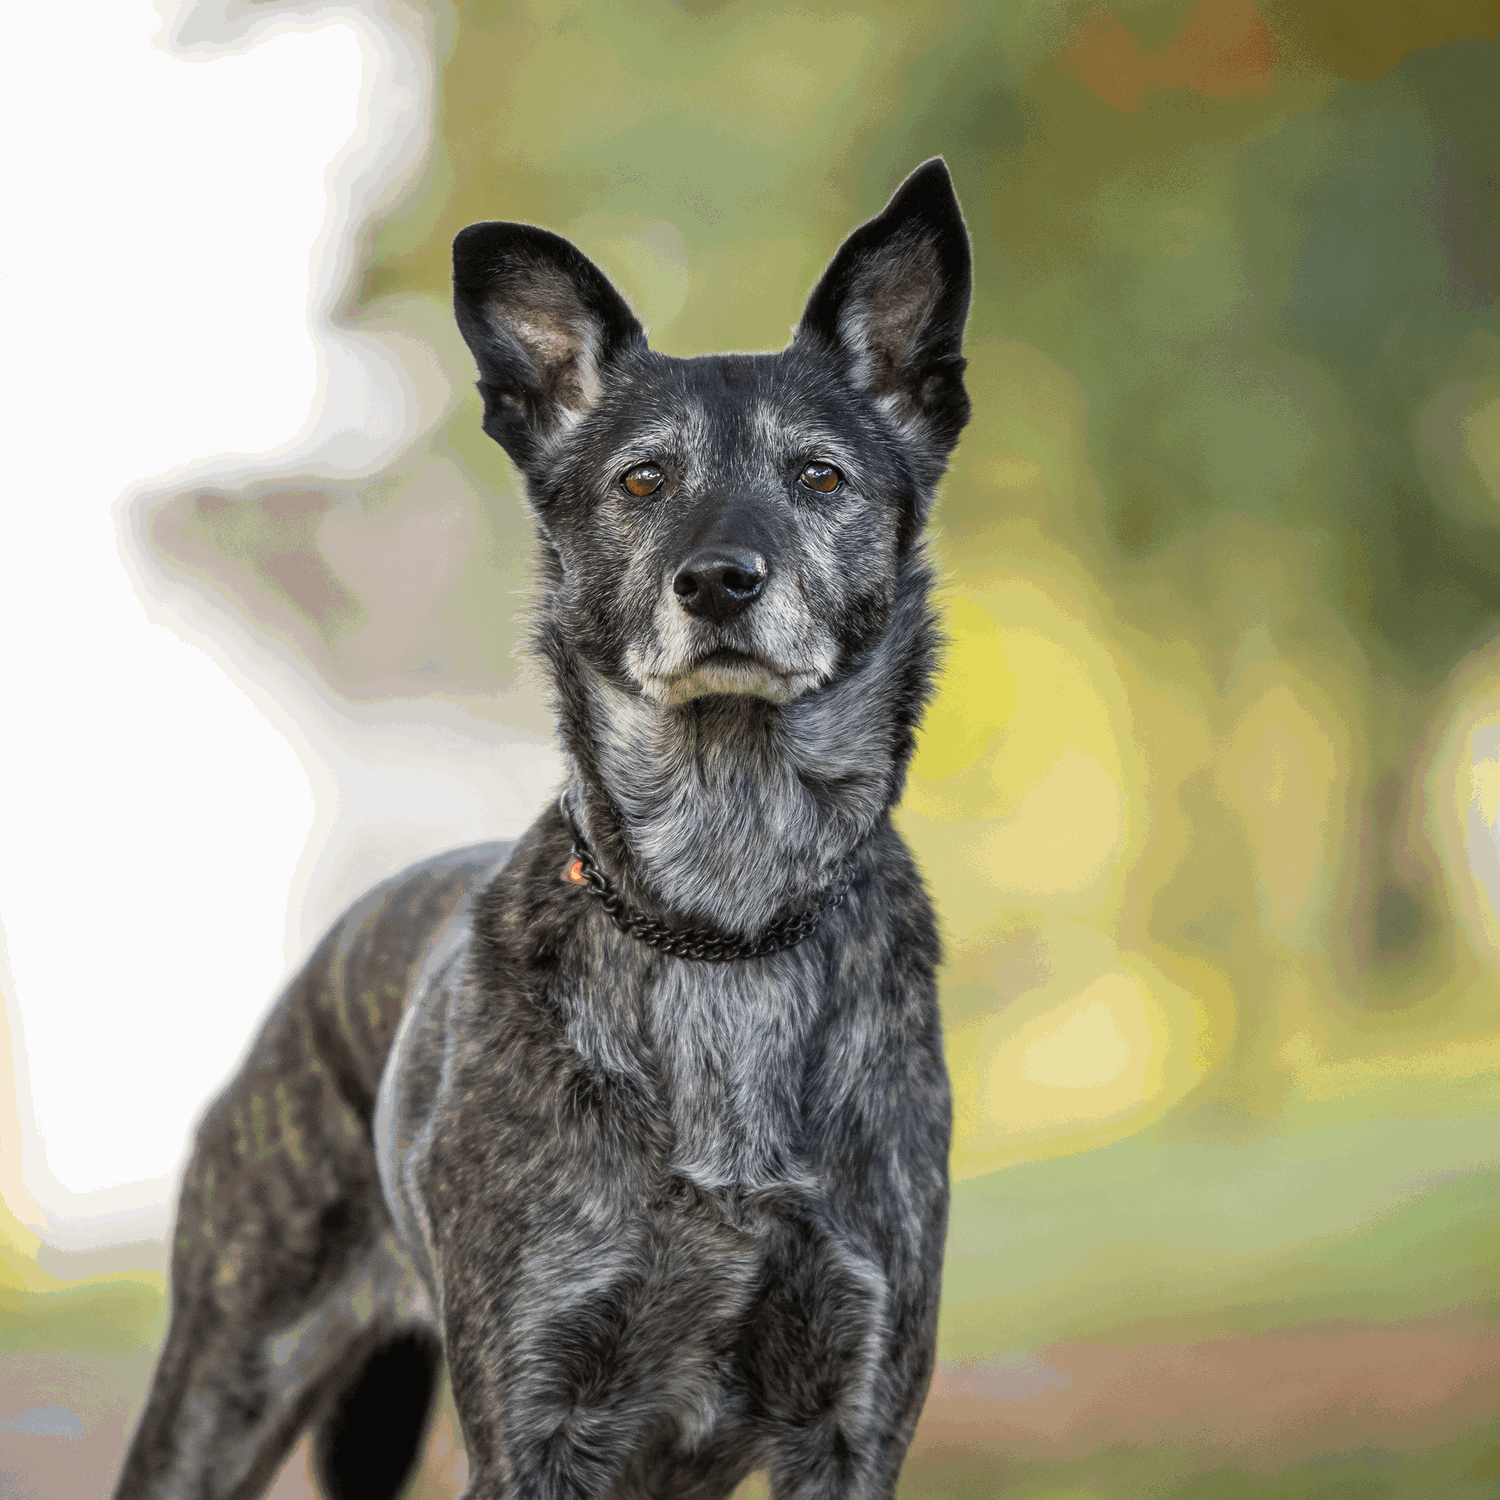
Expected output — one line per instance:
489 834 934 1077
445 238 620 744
622 463 664 497
798 461 843 494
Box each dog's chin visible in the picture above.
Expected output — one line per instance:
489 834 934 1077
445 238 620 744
636 653 823 708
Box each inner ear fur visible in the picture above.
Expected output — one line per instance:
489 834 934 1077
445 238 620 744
453 222 644 466
795 158 972 452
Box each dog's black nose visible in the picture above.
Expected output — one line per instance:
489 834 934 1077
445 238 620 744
673 547 767 622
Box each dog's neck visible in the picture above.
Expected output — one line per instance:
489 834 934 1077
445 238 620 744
546 549 938 937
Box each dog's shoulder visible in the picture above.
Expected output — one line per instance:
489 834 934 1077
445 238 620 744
801 820 950 1166
322 840 515 987
468 805 598 991
308 840 514 1073
447 807 656 1099
193 840 513 1147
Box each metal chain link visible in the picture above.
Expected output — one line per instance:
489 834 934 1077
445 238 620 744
559 793 852 962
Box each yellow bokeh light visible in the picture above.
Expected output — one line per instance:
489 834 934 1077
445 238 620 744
982 967 1161 1136
947 948 1235 1179
970 747 1125 900
908 586 1135 934
1018 983 1139 1090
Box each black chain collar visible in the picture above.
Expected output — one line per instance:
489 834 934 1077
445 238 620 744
559 792 853 962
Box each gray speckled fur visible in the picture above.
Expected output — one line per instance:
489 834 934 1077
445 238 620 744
115 159 970 1500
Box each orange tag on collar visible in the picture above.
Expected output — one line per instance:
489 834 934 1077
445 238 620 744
565 859 586 884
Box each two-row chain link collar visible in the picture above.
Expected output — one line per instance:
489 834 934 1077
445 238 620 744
558 791 853 962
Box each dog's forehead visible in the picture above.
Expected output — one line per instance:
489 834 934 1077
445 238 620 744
595 351 863 468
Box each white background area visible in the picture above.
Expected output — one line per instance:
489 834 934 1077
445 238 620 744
1 0 556 1246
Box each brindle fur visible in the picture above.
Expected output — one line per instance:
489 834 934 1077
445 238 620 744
116 159 971 1500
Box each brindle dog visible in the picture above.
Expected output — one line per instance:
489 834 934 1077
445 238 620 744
115 158 971 1500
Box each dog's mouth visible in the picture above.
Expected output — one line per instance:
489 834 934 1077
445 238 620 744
637 648 821 707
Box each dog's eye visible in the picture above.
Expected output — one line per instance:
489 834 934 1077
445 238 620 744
621 463 665 498
798 461 843 495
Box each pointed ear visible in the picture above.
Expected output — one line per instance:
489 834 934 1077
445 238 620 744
453 222 645 467
795 158 972 454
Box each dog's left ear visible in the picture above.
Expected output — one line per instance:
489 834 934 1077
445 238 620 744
795 158 972 454
453 222 645 469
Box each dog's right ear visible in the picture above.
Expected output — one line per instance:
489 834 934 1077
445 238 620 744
453 223 645 468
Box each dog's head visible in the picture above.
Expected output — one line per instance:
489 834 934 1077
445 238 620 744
454 160 970 709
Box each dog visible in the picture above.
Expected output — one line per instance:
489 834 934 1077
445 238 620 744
114 157 971 1500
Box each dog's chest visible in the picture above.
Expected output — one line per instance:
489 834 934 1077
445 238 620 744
643 957 818 1193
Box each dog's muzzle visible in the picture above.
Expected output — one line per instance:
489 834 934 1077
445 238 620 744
639 651 817 707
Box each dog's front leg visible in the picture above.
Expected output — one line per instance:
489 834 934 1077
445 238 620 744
757 1276 938 1500
750 1149 947 1500
433 1212 659 1500
422 1135 763 1500
742 1225 900 1500
412 1058 677 1500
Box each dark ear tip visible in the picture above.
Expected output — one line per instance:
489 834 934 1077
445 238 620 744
452 220 574 287
909 156 952 185
889 158 963 224
453 220 498 252
453 221 510 285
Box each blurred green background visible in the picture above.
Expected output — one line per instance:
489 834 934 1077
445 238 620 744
6 0 1500 1496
